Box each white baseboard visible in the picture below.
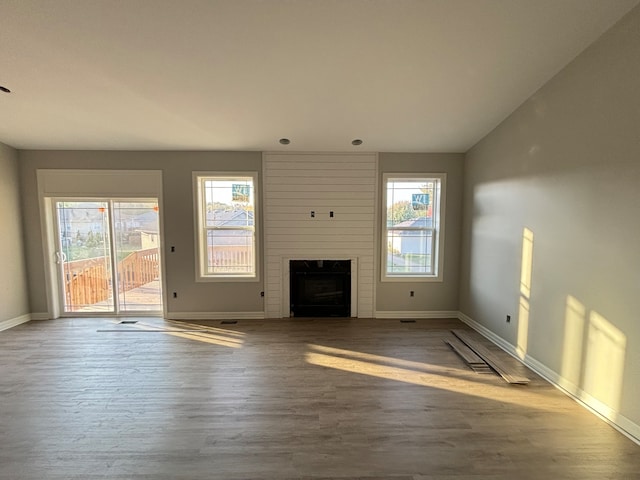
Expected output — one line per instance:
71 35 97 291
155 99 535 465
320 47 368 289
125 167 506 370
166 311 265 321
30 313 50 321
457 312 517 355
375 310 459 319
0 314 31 332
458 311 640 446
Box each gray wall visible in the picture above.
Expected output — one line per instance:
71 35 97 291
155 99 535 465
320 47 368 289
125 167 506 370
460 6 640 430
18 150 264 316
0 142 30 322
20 150 463 318
377 153 463 313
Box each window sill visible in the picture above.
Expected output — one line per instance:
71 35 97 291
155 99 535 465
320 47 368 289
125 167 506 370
381 275 443 283
196 275 260 283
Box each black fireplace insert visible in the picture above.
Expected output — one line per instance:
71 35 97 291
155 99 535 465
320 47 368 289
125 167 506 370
290 260 351 317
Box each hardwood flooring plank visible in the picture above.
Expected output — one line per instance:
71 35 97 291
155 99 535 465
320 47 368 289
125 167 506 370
444 337 492 377
451 329 530 384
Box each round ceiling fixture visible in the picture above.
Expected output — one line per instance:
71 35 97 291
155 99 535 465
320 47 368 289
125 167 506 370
0 86 10 93
279 138 291 145
351 139 363 146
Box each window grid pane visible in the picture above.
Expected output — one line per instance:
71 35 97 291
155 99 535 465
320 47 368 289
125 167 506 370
385 176 440 277
205 229 255 275
198 175 257 278
387 229 434 274
386 180 435 229
203 179 255 228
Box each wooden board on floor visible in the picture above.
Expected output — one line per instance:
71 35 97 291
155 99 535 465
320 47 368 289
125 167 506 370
445 338 495 374
445 337 485 365
451 329 530 384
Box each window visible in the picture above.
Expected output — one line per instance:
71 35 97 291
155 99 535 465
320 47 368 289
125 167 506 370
382 173 445 281
194 173 258 280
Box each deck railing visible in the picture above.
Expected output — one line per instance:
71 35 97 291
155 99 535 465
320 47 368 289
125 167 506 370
117 248 160 292
64 258 111 309
208 245 253 272
64 246 250 309
64 248 160 310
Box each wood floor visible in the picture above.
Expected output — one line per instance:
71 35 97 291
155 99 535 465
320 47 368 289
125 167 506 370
1 317 638 480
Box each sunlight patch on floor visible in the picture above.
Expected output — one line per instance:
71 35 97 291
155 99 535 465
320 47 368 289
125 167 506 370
122 320 245 348
305 344 555 411
307 344 467 375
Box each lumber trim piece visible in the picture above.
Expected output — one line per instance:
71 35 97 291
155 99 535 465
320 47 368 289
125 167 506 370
451 329 530 384
445 338 494 374
445 338 485 365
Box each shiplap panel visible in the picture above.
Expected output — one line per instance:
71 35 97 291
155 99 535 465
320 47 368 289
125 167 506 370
266 191 375 200
266 169 375 177
268 242 373 251
266 183 374 193
267 208 374 216
267 160 373 166
267 162 375 172
265 167 376 176
266 228 375 237
264 153 377 318
267 198 375 207
266 221 374 229
266 177 375 186
269 232 375 240
268 253 373 260
266 153 375 164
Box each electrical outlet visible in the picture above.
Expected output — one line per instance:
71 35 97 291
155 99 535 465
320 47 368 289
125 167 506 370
506 314 511 323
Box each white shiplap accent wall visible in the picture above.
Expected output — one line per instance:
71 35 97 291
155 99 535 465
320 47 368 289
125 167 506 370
263 153 377 318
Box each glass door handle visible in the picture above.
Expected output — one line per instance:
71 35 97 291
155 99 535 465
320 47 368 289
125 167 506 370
55 251 67 264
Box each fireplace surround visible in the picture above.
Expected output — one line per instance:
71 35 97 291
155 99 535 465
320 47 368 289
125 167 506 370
264 153 376 318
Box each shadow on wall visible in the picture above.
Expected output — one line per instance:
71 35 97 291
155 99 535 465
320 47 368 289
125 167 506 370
561 295 627 417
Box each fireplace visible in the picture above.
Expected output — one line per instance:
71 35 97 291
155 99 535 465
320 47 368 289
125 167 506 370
289 260 351 317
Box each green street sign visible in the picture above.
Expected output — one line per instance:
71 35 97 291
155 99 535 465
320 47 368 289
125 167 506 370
232 184 250 202
411 193 429 210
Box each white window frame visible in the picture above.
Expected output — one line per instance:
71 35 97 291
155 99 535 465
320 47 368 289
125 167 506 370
382 173 446 282
193 172 259 282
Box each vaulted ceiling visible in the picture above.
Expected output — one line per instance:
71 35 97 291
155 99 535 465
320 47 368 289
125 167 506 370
1 0 638 152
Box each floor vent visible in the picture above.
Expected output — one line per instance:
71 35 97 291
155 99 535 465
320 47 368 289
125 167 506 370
119 320 138 324
221 320 238 325
400 319 416 323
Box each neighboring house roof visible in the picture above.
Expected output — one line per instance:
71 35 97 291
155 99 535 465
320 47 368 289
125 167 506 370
206 209 254 227
132 211 160 232
206 209 254 246
392 217 433 229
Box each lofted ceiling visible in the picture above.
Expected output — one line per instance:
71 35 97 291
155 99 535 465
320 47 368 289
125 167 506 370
1 0 638 152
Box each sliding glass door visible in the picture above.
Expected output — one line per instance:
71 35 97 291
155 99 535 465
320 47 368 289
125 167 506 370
112 201 162 312
55 199 163 314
